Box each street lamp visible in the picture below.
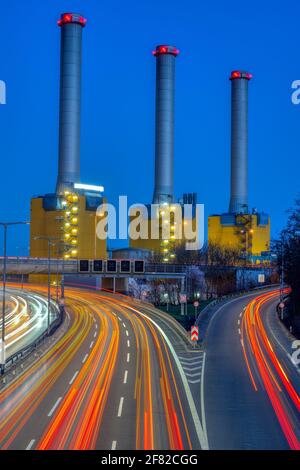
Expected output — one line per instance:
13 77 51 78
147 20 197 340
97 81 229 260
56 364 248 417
33 236 60 335
0 221 30 375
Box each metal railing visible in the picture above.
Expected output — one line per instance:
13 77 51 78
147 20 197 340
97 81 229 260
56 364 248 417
3 303 64 374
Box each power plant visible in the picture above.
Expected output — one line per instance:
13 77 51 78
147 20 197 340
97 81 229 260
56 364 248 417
130 45 197 260
30 13 107 280
208 71 270 262
29 14 270 268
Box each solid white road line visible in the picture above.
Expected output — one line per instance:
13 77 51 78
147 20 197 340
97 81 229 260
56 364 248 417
123 370 128 384
26 439 36 450
117 397 124 417
82 353 89 363
200 352 208 449
48 397 62 417
111 440 117 450
127 306 209 450
127 353 130 363
69 370 79 385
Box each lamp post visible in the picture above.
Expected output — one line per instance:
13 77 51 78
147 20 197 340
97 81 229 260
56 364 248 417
33 236 59 335
0 221 29 375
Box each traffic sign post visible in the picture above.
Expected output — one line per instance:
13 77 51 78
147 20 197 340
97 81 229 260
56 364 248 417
193 300 199 320
279 302 285 321
191 325 199 347
180 293 187 316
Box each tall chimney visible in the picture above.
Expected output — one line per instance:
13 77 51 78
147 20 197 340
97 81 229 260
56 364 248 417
152 45 179 204
228 70 252 214
56 13 86 194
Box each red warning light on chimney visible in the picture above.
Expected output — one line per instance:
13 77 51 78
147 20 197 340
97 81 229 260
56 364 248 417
152 45 179 57
230 70 252 80
57 13 87 27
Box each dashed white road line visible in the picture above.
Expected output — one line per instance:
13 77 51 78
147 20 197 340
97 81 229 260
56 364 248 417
111 440 117 450
94 331 97 338
48 397 62 417
126 330 129 337
82 353 89 363
127 340 130 348
238 319 241 325
238 328 241 335
26 439 35 450
69 370 79 385
117 397 124 417
118 316 122 321
127 353 130 363
89 341 94 349
123 370 128 384
122 323 126 328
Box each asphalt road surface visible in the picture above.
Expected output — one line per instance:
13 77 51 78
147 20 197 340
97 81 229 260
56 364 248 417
204 289 300 450
0 285 207 450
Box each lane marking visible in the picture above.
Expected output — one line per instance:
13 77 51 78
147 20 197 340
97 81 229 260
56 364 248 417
48 397 62 417
126 330 129 337
94 331 97 338
117 397 124 417
127 340 130 348
111 440 117 450
183 366 202 372
201 352 208 449
89 341 94 349
82 353 89 363
123 370 128 384
127 306 209 450
238 328 241 335
127 353 130 363
69 370 79 385
118 316 122 321
26 439 35 450
238 319 241 325
123 322 126 328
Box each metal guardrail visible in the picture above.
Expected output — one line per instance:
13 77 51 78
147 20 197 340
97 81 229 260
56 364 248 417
3 303 64 374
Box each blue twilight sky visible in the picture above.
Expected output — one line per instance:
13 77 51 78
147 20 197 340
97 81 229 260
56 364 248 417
0 0 299 254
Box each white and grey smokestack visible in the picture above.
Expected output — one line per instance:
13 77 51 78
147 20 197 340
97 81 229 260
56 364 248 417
152 45 179 205
56 13 86 194
229 70 252 214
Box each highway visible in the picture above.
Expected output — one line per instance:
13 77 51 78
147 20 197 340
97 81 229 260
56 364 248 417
0 286 207 450
0 287 58 360
204 289 300 449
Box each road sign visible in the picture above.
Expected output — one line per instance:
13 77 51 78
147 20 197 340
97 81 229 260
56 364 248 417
106 260 117 273
93 259 103 273
134 260 145 273
193 301 199 307
279 302 285 309
180 293 187 303
191 325 199 342
79 259 89 273
120 260 131 273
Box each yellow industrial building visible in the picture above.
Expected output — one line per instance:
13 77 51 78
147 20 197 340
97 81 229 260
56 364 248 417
30 189 107 283
208 213 270 260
